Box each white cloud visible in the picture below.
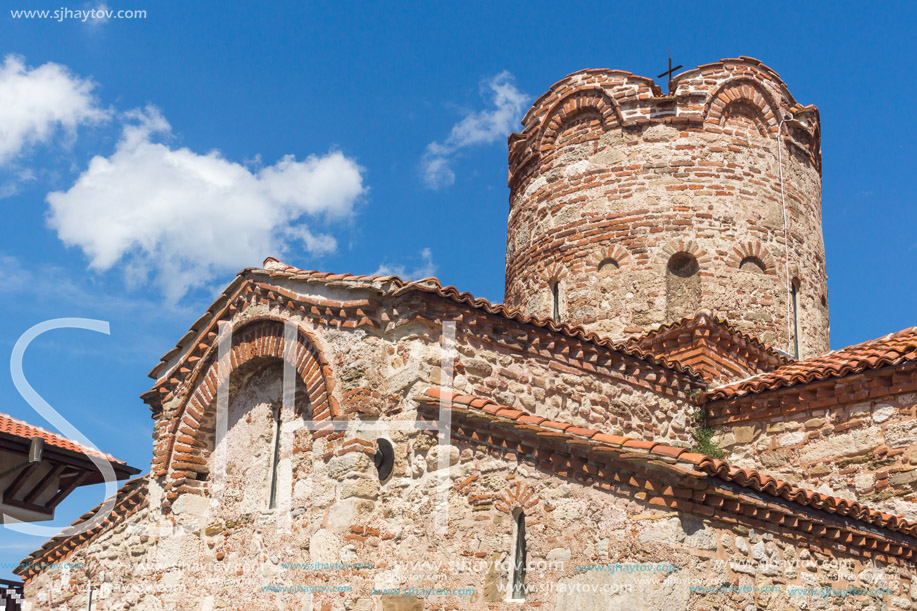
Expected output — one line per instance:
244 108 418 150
0 54 107 165
47 106 366 302
374 248 437 280
421 71 528 189
87 2 111 27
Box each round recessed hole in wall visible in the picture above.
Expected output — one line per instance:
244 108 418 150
374 438 394 481
667 252 699 278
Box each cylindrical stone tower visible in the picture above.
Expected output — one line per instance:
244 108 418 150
504 57 829 358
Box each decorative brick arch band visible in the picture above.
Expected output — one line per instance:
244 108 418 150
541 262 569 286
495 482 540 514
705 79 780 135
155 318 337 505
539 89 622 155
660 239 712 270
729 241 777 275
587 244 632 271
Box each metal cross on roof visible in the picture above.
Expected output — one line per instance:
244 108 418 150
657 50 683 95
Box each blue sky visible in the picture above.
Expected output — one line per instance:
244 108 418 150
1 0 915 576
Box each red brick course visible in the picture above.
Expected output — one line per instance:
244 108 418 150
504 58 828 358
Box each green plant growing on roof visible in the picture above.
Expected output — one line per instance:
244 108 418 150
690 407 725 460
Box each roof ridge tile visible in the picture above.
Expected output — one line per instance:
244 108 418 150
707 325 917 400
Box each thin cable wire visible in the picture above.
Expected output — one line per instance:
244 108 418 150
777 115 793 356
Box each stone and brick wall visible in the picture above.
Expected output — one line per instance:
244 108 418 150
20 273 917 611
504 58 829 358
709 363 917 522
147 273 705 514
22 400 917 611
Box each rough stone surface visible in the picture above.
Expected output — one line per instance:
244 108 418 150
504 61 828 357
18 58 917 611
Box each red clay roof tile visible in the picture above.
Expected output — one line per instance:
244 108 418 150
650 445 686 459
707 326 917 400
593 433 629 445
0 411 127 464
623 439 657 450
565 426 598 438
148 259 706 385
419 387 917 540
16 475 148 581
626 310 790 380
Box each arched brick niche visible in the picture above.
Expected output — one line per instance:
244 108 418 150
705 78 780 137
155 318 337 509
538 89 623 156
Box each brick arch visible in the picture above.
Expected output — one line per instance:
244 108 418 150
541 262 569 285
587 244 632 272
157 317 337 505
729 241 777 275
538 88 622 155
660 239 712 270
705 79 780 136
494 482 540 514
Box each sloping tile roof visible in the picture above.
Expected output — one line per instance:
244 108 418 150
147 257 704 384
0 411 128 465
624 309 790 382
420 388 917 541
15 475 148 581
707 326 917 400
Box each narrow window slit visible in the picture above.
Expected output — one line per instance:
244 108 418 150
268 405 282 509
511 510 527 599
551 282 560 322
791 280 801 359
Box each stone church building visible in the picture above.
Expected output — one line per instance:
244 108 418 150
15 57 917 610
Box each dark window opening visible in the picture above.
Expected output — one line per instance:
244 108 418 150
739 256 767 274
373 438 395 481
511 511 527 600
667 252 700 278
268 405 282 509
597 258 619 272
551 282 560 322
666 252 701 320
791 280 801 359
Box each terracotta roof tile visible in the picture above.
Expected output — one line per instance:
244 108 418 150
148 258 705 385
626 310 790 370
593 433 629 445
565 426 598 438
707 326 917 400
495 408 525 420
419 388 917 539
0 411 127 465
623 439 657 450
16 475 148 581
650 445 687 459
